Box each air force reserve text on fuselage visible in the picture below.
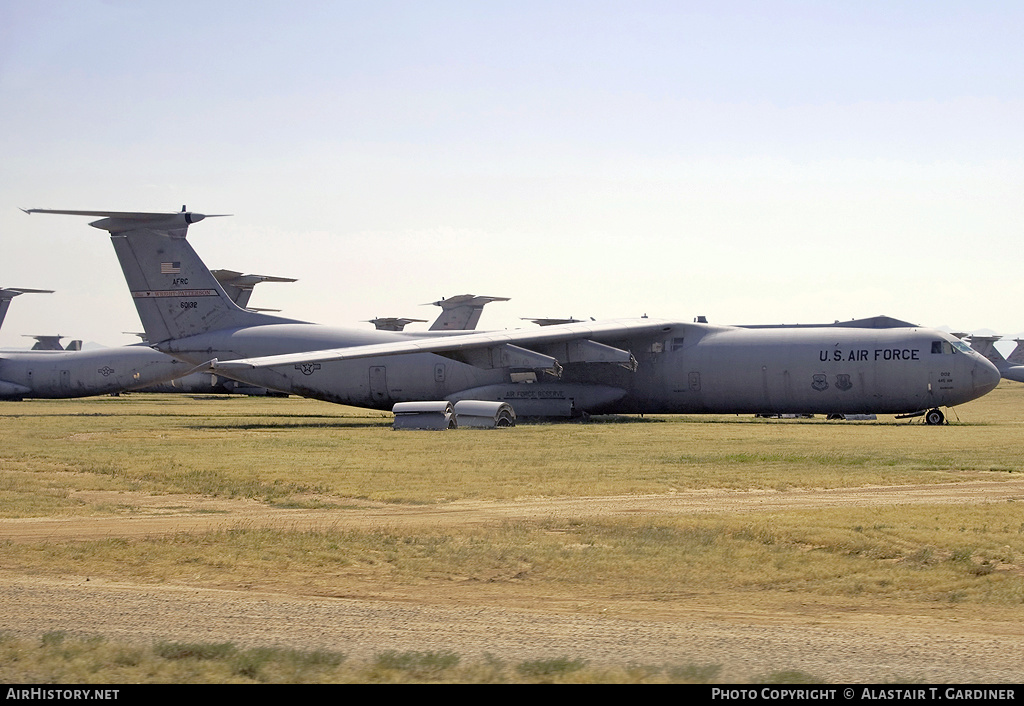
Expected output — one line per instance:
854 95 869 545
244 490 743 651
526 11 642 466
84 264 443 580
711 687 1017 701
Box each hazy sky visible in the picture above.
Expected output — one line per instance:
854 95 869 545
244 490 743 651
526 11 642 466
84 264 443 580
2 1 1022 349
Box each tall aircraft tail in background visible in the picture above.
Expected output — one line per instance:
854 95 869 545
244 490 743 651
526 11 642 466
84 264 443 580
23 209 296 344
211 269 297 311
967 335 1024 383
427 294 510 331
0 288 53 333
1007 339 1024 366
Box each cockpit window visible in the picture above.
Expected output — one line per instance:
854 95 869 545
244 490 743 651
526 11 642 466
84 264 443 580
952 340 973 355
931 341 955 355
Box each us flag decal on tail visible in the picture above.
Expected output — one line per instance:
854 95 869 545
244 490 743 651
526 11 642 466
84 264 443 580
160 262 181 274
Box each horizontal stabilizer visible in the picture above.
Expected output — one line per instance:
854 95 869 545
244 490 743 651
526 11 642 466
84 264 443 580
24 334 66 351
368 317 429 331
524 317 584 327
0 288 55 332
23 208 229 234
1 288 54 298
211 269 297 309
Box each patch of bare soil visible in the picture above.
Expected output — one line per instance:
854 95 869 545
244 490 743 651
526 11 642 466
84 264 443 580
3 480 1024 682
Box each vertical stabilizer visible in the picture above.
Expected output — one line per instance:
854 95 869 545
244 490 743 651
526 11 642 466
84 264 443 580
24 210 295 344
0 291 16 332
428 294 510 331
1007 339 1024 365
967 336 1006 366
211 269 297 310
0 288 53 332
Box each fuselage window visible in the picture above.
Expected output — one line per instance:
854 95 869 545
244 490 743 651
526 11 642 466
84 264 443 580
672 337 685 351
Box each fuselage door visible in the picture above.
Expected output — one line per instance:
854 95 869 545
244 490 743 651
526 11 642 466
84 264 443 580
688 372 701 391
369 366 390 403
928 340 956 403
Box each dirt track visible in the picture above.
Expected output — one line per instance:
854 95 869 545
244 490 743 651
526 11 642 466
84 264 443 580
4 478 1024 543
3 480 1024 682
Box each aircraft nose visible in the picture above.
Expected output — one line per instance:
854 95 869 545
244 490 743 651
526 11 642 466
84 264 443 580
974 356 1001 394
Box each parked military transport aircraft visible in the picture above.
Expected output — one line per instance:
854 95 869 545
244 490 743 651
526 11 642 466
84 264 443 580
0 338 194 401
25 208 1002 424
0 267 292 401
966 336 1024 383
369 294 509 331
0 283 191 399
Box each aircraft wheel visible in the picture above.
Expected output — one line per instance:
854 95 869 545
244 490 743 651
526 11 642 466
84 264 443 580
925 409 945 426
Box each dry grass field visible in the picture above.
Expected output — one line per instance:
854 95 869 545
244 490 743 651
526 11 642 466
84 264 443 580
1 383 1023 683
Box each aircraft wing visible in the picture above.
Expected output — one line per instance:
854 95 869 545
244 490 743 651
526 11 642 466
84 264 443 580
213 318 675 373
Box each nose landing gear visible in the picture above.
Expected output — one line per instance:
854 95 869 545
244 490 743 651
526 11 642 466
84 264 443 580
925 408 945 426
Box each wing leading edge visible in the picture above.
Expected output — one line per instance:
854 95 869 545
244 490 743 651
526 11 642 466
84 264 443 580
212 318 673 373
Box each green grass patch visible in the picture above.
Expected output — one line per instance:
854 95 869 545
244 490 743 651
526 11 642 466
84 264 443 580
1 388 1023 515
0 634 731 683
516 656 588 678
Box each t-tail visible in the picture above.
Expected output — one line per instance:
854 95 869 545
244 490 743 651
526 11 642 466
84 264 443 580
1007 339 1024 366
966 336 1007 367
427 294 510 331
0 288 53 333
968 334 1024 383
23 209 294 345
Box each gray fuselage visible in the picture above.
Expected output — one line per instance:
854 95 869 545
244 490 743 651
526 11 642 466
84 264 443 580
0 345 192 400
156 320 1000 416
